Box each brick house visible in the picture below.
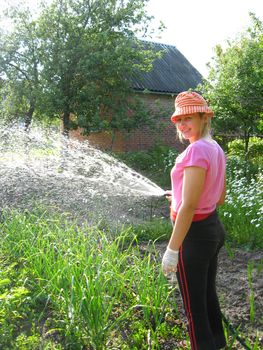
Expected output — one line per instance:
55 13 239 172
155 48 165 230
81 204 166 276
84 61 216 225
70 42 202 152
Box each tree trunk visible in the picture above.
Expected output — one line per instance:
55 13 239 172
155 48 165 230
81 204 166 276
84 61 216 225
24 101 35 131
244 128 250 161
243 128 251 180
110 130 116 151
60 110 71 170
61 110 70 137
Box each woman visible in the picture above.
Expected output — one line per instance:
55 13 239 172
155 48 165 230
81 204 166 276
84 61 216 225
162 91 227 350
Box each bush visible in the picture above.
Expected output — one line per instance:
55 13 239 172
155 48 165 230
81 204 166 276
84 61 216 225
227 137 263 160
226 155 261 182
248 137 263 159
226 137 263 182
219 156 263 249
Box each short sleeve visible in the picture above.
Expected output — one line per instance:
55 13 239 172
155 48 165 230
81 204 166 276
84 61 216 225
183 143 209 170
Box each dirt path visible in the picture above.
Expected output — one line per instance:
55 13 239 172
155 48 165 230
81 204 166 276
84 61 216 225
154 242 263 349
217 247 263 346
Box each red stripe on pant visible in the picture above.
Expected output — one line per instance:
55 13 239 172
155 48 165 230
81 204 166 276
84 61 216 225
178 247 198 350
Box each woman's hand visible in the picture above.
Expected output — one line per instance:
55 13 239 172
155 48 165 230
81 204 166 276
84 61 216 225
164 190 172 202
162 247 179 275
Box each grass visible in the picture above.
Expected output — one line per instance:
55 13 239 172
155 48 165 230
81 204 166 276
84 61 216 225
0 210 180 349
0 209 262 349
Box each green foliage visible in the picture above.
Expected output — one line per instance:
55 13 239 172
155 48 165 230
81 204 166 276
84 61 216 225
0 7 41 128
226 155 261 182
0 257 61 349
199 13 263 151
247 262 255 323
218 156 263 248
228 139 247 157
0 210 179 349
227 137 263 160
1 208 261 349
131 218 172 242
0 0 162 134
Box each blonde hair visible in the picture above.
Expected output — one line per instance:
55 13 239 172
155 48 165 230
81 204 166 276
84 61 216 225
176 113 212 142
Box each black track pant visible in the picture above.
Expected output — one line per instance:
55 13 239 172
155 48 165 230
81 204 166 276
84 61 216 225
175 211 227 350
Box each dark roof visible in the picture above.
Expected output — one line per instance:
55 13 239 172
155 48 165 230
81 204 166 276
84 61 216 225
130 41 203 94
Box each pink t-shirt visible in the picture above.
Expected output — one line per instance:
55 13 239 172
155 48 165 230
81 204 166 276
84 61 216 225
171 139 226 214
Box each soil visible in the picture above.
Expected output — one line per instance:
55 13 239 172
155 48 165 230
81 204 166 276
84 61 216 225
154 242 263 349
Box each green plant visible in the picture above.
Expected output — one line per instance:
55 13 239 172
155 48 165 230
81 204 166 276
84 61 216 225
228 137 263 161
0 209 183 349
226 155 261 182
219 157 263 248
131 249 174 331
224 241 235 259
13 333 41 350
247 262 255 323
0 257 45 349
1 208 261 349
131 219 171 242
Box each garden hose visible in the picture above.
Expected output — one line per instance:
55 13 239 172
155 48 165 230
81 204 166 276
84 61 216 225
221 313 252 350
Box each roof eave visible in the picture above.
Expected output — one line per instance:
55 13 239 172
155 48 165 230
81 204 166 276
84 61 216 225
133 88 179 95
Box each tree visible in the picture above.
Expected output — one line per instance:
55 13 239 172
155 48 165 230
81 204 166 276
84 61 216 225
0 0 161 136
0 5 42 130
200 13 263 154
37 0 160 136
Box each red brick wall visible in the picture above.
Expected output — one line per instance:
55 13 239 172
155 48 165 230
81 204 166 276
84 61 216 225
124 93 185 152
69 92 186 153
69 128 124 152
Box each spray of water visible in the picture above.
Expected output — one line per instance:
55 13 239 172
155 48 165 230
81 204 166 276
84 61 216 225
0 125 166 225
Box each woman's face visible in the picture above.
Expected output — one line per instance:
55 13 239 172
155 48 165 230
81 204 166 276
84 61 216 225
175 114 207 143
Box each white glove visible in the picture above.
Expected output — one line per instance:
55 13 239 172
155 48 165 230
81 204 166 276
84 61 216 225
164 190 172 202
162 247 179 275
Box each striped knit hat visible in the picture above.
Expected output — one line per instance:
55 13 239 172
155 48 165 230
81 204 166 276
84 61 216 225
171 91 214 123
